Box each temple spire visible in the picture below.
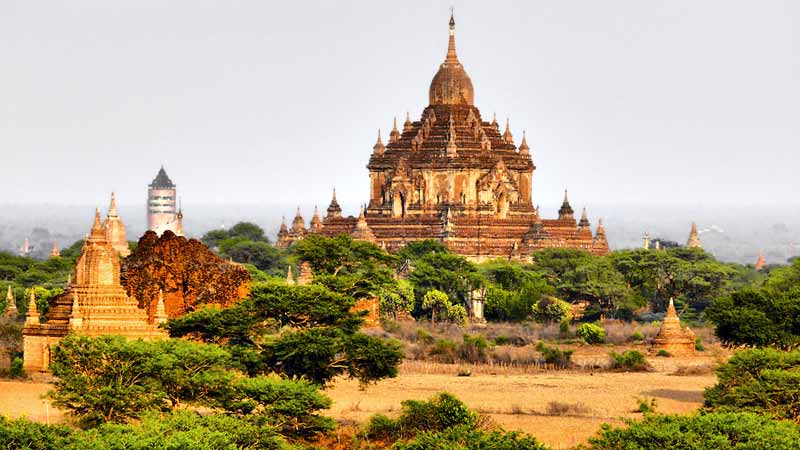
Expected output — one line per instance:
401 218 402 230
579 207 590 228
445 10 459 64
327 187 342 219
69 292 82 329
503 118 513 143
446 114 458 157
25 289 39 325
50 240 60 258
108 192 118 217
89 208 106 241
519 130 530 155
390 117 401 143
4 286 18 318
558 189 574 220
403 112 412 132
373 129 385 155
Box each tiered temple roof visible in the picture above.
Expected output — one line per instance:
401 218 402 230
276 14 609 261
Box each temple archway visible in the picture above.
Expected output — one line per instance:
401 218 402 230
497 193 509 219
393 192 406 218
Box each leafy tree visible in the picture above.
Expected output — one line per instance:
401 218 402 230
579 412 800 450
421 290 451 325
168 282 403 385
704 348 800 420
380 279 415 320
705 288 800 350
47 335 234 427
221 374 334 439
480 260 553 322
394 426 551 450
228 222 268 242
224 240 283 274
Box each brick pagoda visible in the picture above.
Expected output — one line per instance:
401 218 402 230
277 14 609 262
23 209 166 372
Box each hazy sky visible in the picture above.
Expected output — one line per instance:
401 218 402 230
1 1 798 213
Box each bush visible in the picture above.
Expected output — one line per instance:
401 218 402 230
493 335 511 346
579 412 800 449
609 350 648 371
656 349 671 357
629 331 645 342
695 336 705 351
393 425 550 450
365 393 477 440
533 296 572 323
535 342 573 368
576 323 606 344
0 416 77 449
704 348 800 420
459 334 491 363
636 397 657 414
8 357 24 379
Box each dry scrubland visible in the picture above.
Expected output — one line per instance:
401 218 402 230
0 322 727 449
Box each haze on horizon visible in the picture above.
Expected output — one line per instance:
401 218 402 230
1 0 798 209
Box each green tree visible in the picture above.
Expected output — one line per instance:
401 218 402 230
704 348 800 420
168 282 403 385
533 296 572 323
422 290 451 325
705 288 800 350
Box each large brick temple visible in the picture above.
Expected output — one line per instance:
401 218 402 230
278 14 609 261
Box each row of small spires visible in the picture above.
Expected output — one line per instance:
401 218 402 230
372 114 529 155
3 285 169 326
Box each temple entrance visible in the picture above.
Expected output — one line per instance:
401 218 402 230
393 192 406 218
497 193 509 219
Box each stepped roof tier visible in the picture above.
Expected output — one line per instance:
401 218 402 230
275 13 610 261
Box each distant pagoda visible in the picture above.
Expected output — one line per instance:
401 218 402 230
686 222 702 249
23 209 165 372
755 250 766 272
148 166 184 237
275 14 609 261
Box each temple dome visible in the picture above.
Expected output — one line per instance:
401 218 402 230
429 14 474 106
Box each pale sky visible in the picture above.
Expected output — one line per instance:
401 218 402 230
1 1 798 210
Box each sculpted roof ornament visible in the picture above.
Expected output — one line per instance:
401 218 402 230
503 118 514 144
390 118 401 143
403 112 412 132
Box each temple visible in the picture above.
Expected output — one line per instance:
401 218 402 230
148 166 184 237
277 14 609 261
22 209 165 372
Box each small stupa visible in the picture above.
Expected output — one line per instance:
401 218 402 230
3 286 18 319
686 222 702 249
652 298 696 355
755 250 766 272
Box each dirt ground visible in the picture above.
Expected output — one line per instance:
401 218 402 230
0 353 720 450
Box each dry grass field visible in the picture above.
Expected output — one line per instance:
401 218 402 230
323 346 726 449
0 348 724 450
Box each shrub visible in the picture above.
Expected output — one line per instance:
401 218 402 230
459 334 491 363
656 349 671 357
609 350 648 371
365 393 478 440
416 329 434 345
576 323 606 344
636 397 657 414
559 320 570 337
8 357 24 379
579 412 800 449
704 348 800 420
533 297 572 323
430 338 458 363
0 416 77 449
629 331 645 342
695 336 705 351
493 335 511 346
393 425 550 450
535 342 573 368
